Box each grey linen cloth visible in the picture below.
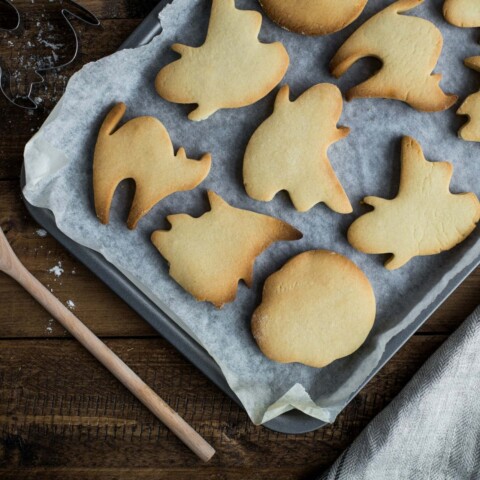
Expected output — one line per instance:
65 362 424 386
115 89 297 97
320 304 480 480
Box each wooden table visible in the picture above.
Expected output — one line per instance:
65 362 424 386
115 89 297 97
0 2 479 478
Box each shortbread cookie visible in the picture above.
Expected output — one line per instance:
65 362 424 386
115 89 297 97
155 0 289 121
330 0 457 112
457 57 480 142
348 137 480 270
151 191 302 308
444 0 480 27
258 0 368 36
94 103 211 229
252 250 376 368
243 84 352 214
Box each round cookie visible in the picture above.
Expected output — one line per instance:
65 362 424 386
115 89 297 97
252 250 376 368
443 0 480 27
258 0 368 36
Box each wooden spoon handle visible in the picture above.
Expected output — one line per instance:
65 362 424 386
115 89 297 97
6 259 215 462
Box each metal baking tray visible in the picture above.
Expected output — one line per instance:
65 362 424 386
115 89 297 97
21 0 480 434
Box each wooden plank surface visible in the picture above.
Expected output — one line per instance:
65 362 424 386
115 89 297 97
1 1 479 478
4 0 161 20
0 17 142 178
0 336 447 479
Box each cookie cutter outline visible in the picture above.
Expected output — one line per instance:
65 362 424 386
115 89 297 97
0 0 100 110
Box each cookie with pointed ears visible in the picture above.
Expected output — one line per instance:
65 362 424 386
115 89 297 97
443 0 480 27
151 191 302 308
155 0 289 121
243 83 352 214
252 250 376 368
348 137 480 270
258 0 368 36
330 0 457 112
94 103 211 229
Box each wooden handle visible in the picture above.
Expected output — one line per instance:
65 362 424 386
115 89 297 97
1 237 215 462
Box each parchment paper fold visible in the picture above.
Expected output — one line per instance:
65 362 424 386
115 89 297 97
23 0 480 425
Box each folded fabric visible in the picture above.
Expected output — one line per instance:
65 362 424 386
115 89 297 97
320 304 480 480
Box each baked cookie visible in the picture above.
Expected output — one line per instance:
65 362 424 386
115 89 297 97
94 103 211 229
252 250 376 368
243 83 352 214
444 0 480 27
457 57 480 142
151 191 302 308
155 0 289 121
348 137 480 270
330 0 457 112
258 0 368 36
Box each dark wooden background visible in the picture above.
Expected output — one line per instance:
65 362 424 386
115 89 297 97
0 1 479 478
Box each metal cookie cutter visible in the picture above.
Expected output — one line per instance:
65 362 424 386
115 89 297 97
0 0 100 110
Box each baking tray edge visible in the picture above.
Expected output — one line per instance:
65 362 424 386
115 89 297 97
20 0 480 434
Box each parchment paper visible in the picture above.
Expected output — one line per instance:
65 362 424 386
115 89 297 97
23 0 480 425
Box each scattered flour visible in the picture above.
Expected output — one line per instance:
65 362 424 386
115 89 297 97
48 261 63 277
35 228 47 237
36 38 64 50
46 318 53 334
66 300 75 310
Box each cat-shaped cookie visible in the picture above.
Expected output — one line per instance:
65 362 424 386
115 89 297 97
94 103 211 229
331 0 457 112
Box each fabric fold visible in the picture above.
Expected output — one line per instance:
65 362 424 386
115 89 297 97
320 305 480 480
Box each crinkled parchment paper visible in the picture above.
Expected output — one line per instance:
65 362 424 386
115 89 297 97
23 0 480 425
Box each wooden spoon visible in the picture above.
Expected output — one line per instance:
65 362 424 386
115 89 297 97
0 226 215 462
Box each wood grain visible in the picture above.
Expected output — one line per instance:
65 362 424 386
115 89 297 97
0 17 142 178
1 1 479 478
5 0 162 20
0 226 215 462
0 181 156 338
0 336 446 478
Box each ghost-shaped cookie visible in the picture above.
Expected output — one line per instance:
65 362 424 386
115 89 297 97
348 137 480 270
155 0 289 121
94 103 211 229
151 191 302 308
330 0 457 112
243 83 352 214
